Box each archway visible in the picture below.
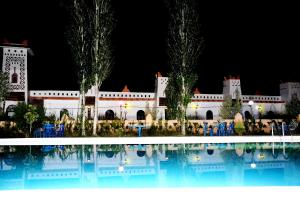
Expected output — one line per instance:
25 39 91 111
267 111 275 119
244 111 252 120
137 110 145 120
105 110 115 120
206 110 213 120
60 109 69 120
207 149 214 155
137 150 146 157
105 151 115 158
6 105 16 118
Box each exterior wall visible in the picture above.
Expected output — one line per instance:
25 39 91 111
154 76 168 119
4 100 20 110
1 43 299 120
43 99 80 119
241 102 285 118
97 99 156 120
27 91 288 120
2 46 28 103
222 78 242 99
155 76 168 98
2 75 292 120
97 91 155 120
30 90 80 119
280 82 300 102
241 95 285 116
191 94 224 119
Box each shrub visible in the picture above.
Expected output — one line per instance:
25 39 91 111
234 121 245 136
147 123 158 136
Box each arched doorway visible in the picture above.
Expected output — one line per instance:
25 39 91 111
137 150 146 157
207 149 214 155
6 105 16 118
267 111 275 119
105 151 115 158
206 110 213 120
244 111 251 120
60 109 69 120
105 110 115 120
137 110 145 120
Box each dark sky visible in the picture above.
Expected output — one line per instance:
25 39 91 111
1 0 299 95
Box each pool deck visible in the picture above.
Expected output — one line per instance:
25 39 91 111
1 136 300 146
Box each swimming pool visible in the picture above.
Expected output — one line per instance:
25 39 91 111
1 137 300 199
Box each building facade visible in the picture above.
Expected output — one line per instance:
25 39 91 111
1 43 300 120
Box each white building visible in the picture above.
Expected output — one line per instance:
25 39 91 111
1 43 300 120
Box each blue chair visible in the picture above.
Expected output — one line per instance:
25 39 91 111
218 123 226 136
33 128 42 138
226 122 234 135
203 122 208 136
209 125 214 136
57 124 65 137
42 145 55 152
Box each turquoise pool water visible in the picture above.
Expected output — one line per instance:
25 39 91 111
1 143 300 190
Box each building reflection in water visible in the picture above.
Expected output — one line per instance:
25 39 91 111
1 143 300 189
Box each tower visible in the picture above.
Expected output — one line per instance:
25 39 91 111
154 72 168 99
154 72 168 119
280 82 300 102
1 43 31 103
222 75 242 99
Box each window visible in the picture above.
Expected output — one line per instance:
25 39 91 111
11 67 18 83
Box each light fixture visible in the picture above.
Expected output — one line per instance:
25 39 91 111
250 162 256 169
248 100 254 106
194 155 201 162
118 164 124 172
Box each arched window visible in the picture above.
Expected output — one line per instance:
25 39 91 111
6 105 16 118
11 67 18 83
137 150 145 157
267 111 275 119
87 107 92 120
207 149 214 155
105 110 115 120
244 111 252 120
137 110 145 120
60 109 69 120
206 110 213 120
105 151 114 158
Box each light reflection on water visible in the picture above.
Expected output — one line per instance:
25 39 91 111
1 143 300 190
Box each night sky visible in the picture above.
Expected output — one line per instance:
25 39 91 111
0 0 299 95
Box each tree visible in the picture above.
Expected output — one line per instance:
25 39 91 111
0 71 9 115
220 90 242 119
219 95 233 119
65 0 93 136
24 105 39 137
14 102 29 132
165 0 204 135
14 103 44 134
286 93 300 118
165 72 180 120
90 0 115 135
232 89 242 116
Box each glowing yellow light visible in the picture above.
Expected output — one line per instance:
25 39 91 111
124 103 129 109
124 158 130 164
257 153 265 160
194 155 201 162
191 103 198 109
256 104 264 113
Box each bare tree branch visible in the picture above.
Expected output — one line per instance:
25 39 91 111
165 0 204 135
